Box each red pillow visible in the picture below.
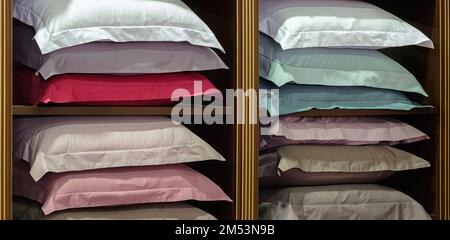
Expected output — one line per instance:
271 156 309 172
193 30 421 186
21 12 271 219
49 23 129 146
13 65 221 106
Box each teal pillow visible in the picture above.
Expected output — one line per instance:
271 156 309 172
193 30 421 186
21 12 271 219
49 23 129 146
260 34 428 97
260 79 432 116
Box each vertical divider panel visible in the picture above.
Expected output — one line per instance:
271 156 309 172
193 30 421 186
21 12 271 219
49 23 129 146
0 0 12 221
234 0 259 220
438 0 450 220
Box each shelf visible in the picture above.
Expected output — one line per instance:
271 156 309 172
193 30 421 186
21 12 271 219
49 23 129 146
13 105 230 116
280 109 437 117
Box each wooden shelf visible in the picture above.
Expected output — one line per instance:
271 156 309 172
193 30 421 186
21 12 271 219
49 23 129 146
13 105 231 116
279 109 437 117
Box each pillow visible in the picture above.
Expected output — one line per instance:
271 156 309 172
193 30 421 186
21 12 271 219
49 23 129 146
260 0 434 50
259 145 430 188
260 117 430 150
13 0 224 54
260 79 432 116
13 65 221 106
13 23 228 80
259 185 431 220
260 169 394 189
260 34 428 96
13 161 232 215
13 116 226 181
277 145 430 173
13 197 217 220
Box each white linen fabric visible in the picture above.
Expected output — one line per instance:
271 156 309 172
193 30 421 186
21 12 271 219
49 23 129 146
13 116 225 181
260 0 434 50
13 0 225 54
13 23 228 79
260 185 431 220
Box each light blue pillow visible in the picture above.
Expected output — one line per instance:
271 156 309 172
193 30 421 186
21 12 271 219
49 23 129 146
260 79 432 116
260 33 428 97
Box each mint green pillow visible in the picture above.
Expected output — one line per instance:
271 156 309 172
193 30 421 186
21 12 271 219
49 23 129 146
260 79 432 116
260 34 428 97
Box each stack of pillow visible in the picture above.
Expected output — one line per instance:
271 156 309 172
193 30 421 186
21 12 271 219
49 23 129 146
259 117 432 220
258 0 434 220
12 0 231 220
13 117 231 220
13 0 228 106
259 0 433 116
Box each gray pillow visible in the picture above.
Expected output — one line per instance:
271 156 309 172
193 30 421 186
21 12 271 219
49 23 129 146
260 185 431 220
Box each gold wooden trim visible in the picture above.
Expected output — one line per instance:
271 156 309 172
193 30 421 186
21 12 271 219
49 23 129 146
0 0 12 220
234 0 259 220
437 0 450 220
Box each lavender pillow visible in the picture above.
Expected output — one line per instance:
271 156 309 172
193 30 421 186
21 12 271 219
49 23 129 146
14 22 228 79
261 117 429 150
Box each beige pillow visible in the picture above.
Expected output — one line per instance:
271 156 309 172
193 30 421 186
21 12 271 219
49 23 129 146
13 197 217 220
260 185 431 220
278 145 430 173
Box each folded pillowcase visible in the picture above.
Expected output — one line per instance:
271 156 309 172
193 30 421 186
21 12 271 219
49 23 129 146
278 145 430 173
259 145 430 188
259 185 431 220
14 23 228 79
13 0 224 54
13 197 217 220
260 79 432 116
260 117 430 150
260 0 433 50
260 34 428 96
14 116 225 181
13 161 231 215
14 65 221 106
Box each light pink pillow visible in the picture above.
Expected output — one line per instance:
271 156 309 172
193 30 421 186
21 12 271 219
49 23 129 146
261 117 429 150
13 161 231 215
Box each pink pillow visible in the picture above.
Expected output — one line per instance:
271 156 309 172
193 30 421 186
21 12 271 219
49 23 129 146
261 117 429 150
13 161 231 215
13 65 221 106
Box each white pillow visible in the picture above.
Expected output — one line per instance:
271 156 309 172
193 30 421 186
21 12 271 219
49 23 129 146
14 23 228 79
260 0 434 50
260 185 431 220
13 0 225 54
13 116 225 181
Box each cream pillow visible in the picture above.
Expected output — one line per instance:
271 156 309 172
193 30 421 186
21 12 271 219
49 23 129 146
13 116 225 181
278 145 430 173
260 0 434 50
13 0 224 54
260 185 431 220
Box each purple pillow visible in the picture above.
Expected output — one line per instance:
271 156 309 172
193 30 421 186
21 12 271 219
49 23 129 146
261 117 429 150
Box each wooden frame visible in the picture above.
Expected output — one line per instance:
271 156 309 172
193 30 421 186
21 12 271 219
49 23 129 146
0 0 448 220
437 0 450 220
0 0 12 221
